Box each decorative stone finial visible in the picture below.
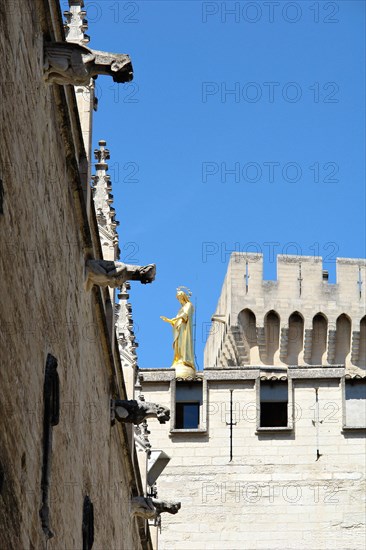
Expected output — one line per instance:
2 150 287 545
111 399 170 425
94 139 110 167
134 420 152 458
44 43 133 86
64 1 90 45
91 139 119 249
116 289 136 357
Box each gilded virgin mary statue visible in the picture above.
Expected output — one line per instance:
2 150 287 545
161 287 196 379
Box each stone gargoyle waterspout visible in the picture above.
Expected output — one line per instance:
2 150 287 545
43 42 133 85
111 399 170 425
84 259 156 291
131 497 181 520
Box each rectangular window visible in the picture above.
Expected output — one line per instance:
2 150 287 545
174 382 203 430
344 380 366 429
175 402 200 429
260 381 288 428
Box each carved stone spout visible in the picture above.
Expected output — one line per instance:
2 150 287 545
131 497 181 520
44 42 133 85
111 399 170 425
85 259 156 291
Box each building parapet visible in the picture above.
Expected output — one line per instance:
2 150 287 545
205 253 366 370
139 366 365 382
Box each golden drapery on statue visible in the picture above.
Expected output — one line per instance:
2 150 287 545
161 287 196 379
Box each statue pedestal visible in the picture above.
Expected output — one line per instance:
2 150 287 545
173 362 196 380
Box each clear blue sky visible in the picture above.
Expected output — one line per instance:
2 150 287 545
74 0 365 369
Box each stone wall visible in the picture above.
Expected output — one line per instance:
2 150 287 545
0 1 148 548
140 371 366 550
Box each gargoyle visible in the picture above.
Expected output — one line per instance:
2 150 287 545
112 399 170 425
131 497 181 520
85 259 156 291
44 42 133 85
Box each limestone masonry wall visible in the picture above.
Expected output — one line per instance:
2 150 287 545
140 375 366 550
0 1 146 548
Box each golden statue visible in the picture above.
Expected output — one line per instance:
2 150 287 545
161 287 196 379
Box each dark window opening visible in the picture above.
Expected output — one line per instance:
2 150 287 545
39 354 60 539
260 381 288 428
175 382 202 429
175 402 200 429
260 402 288 427
82 495 94 550
0 178 4 214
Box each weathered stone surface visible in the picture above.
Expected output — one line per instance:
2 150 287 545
141 370 175 383
288 367 345 379
204 368 260 380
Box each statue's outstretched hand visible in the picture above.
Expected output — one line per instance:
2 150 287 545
160 316 172 324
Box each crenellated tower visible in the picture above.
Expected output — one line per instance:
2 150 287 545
205 253 366 372
139 253 366 549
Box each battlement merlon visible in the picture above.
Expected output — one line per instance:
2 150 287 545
227 253 365 319
204 253 366 368
229 252 366 283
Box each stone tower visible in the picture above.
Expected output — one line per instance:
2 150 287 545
139 253 366 550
